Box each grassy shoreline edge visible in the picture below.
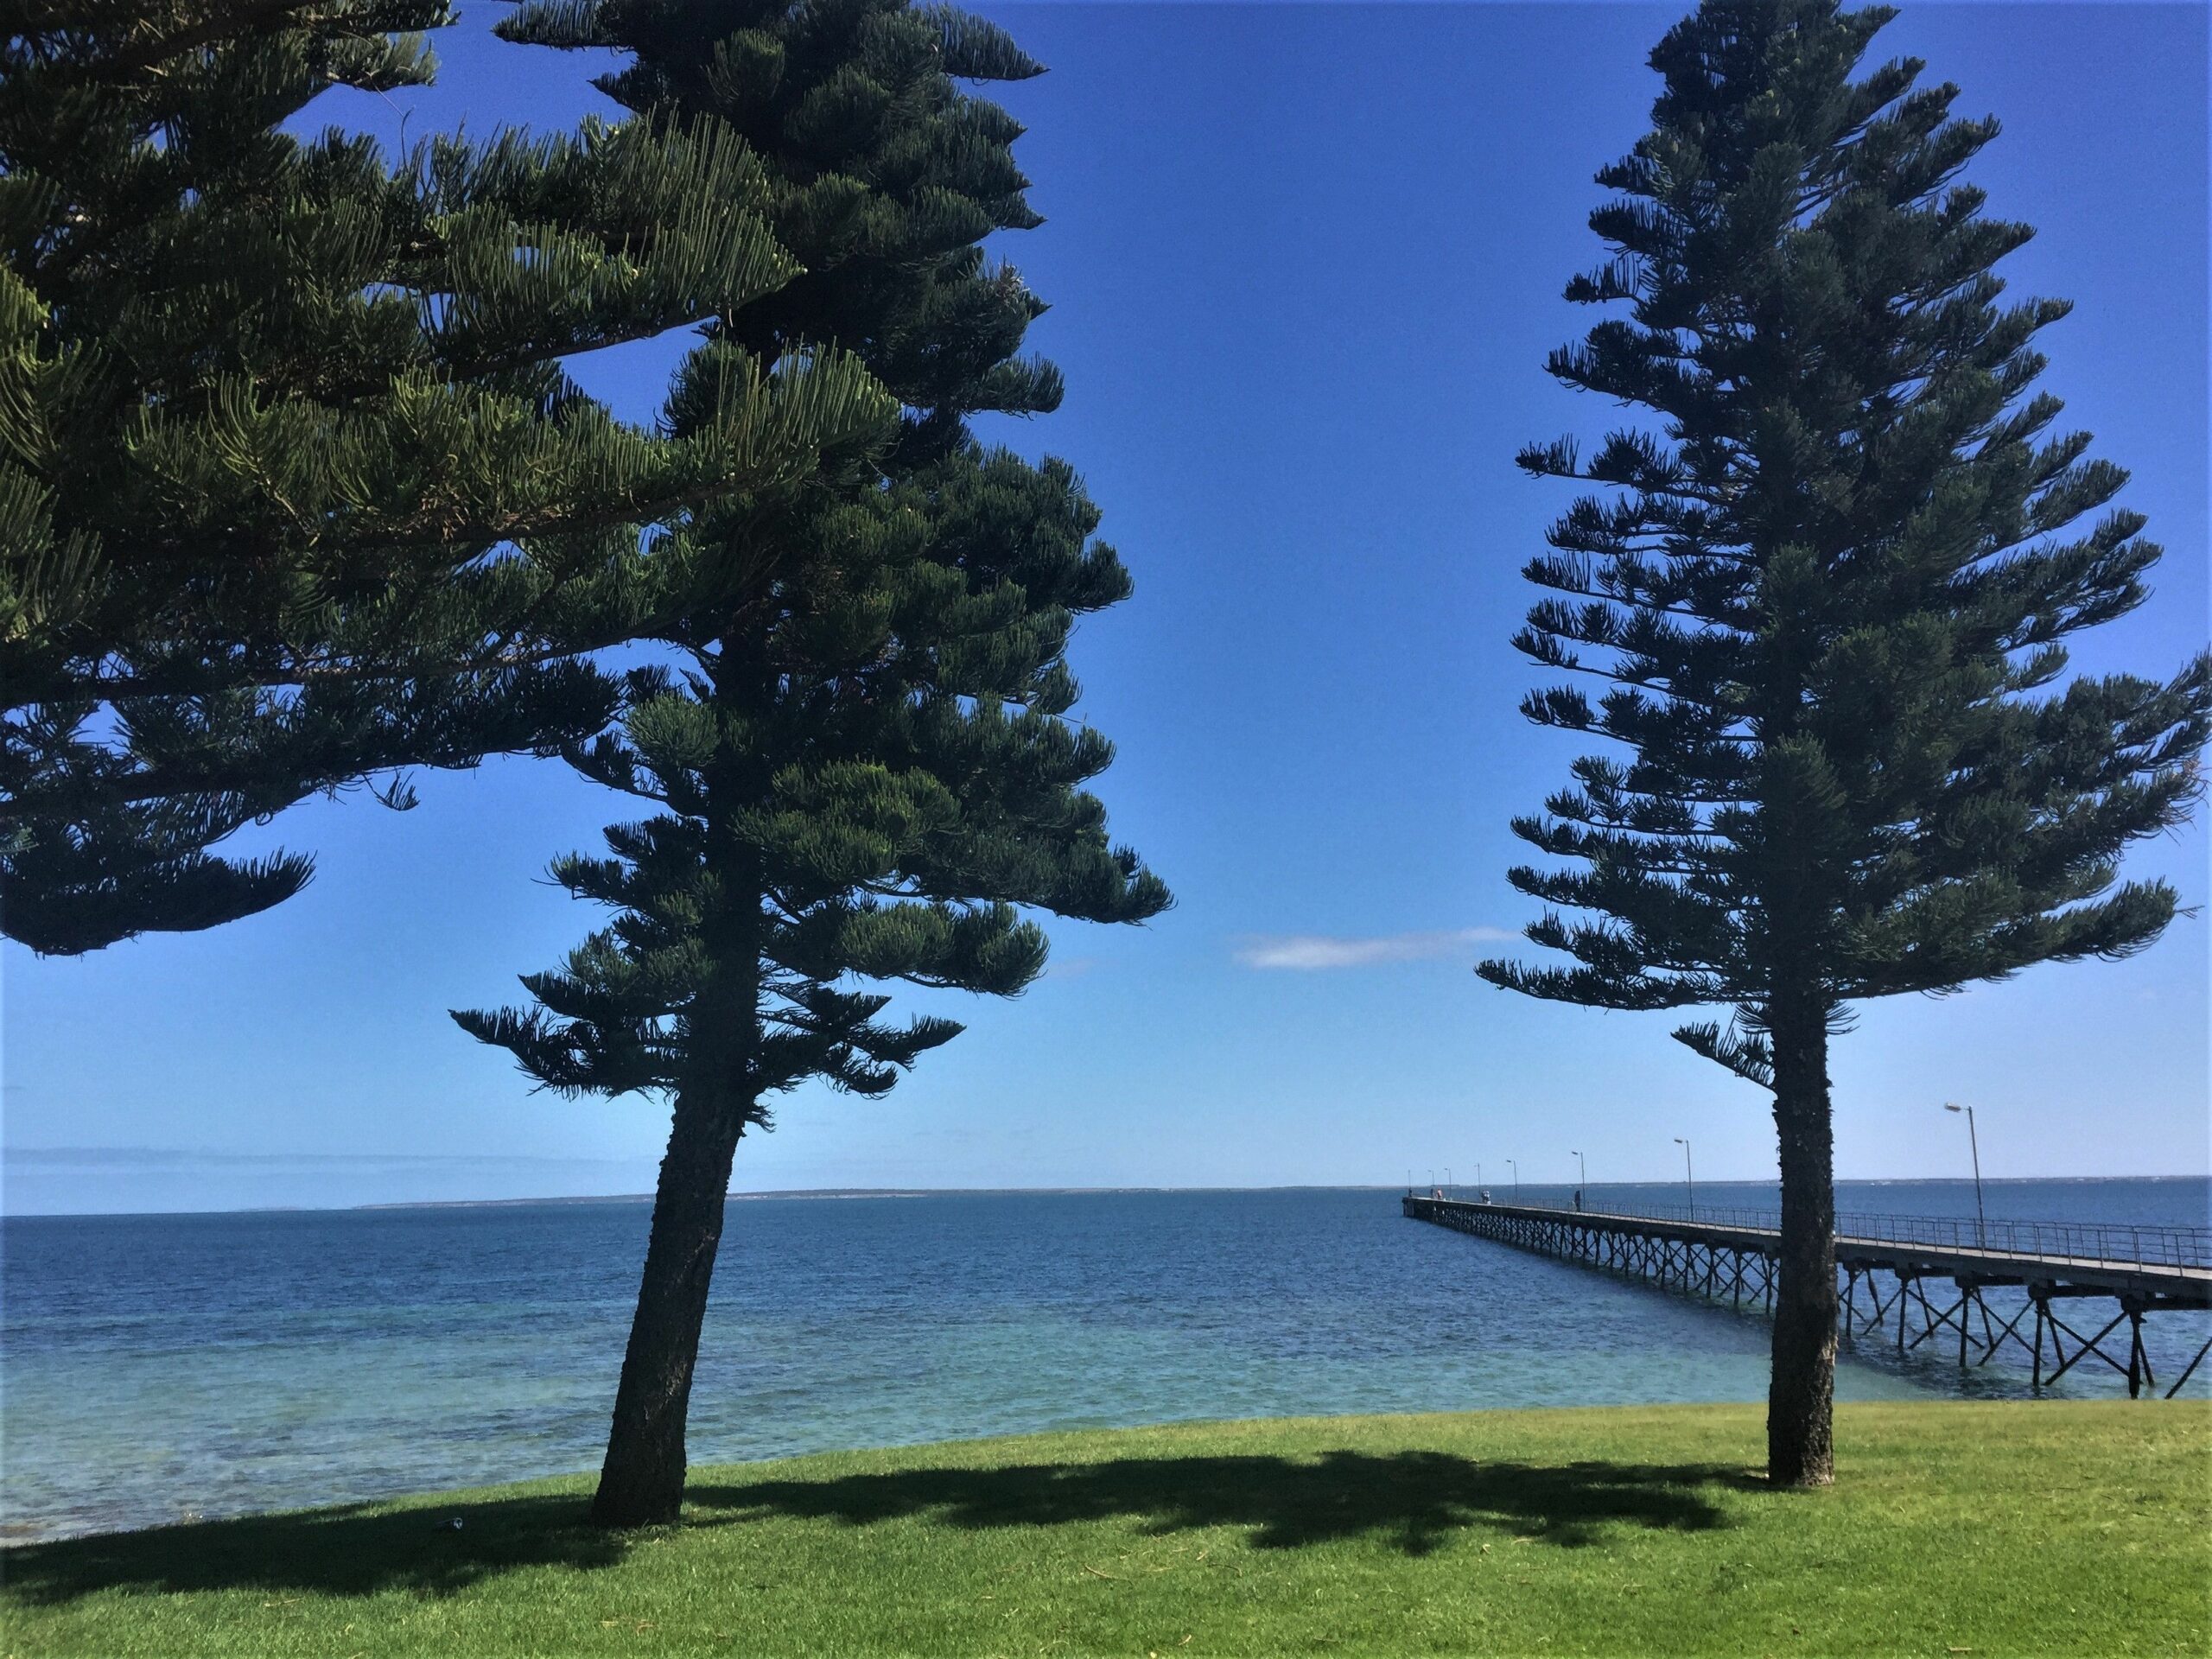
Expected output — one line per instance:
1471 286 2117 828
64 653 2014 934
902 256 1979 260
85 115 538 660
4 1400 2205 1656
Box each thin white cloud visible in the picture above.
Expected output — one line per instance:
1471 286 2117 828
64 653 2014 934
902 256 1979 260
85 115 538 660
1233 926 1520 971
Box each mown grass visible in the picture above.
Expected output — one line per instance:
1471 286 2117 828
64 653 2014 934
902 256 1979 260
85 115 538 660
3 1401 2205 1657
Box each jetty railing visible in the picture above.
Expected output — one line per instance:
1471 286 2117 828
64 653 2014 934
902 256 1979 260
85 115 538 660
1541 1201 2212 1273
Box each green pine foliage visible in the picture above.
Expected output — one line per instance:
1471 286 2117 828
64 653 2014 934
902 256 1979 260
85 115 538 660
1478 0 2209 1484
1 0 883 951
457 442 1164 1103
493 0 1063 448
455 0 1166 1526
461 0 1166 1134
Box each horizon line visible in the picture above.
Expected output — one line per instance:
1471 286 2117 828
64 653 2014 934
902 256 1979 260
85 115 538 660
4 1172 2206 1223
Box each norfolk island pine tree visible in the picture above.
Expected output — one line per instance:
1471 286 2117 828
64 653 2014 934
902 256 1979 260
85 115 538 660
1478 0 2211 1488
1 0 885 952
457 0 1169 1528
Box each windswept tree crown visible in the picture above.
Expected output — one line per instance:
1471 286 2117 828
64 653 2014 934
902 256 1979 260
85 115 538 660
457 0 1167 1112
2 0 882 951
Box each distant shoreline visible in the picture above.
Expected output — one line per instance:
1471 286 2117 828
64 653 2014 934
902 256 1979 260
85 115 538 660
3 1173 2203 1223
355 1174 2207 1212
352 1185 1319 1211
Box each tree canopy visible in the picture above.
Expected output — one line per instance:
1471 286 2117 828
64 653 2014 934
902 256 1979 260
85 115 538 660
1 0 880 951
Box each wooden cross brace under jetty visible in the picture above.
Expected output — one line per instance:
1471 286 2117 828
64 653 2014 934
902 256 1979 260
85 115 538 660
1402 1195 2212 1400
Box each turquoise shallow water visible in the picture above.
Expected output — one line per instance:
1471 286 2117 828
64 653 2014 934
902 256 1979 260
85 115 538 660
3 1180 2206 1541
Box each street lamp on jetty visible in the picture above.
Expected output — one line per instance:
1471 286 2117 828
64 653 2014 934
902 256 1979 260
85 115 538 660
1508 1159 1519 1204
1572 1149 1586 1202
1945 1102 1986 1246
1673 1137 1694 1217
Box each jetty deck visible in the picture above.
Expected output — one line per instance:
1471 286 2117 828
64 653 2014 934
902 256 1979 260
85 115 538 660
1402 1195 2212 1398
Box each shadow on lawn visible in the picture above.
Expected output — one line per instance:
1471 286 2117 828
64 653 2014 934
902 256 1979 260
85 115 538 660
5 1451 1747 1607
693 1451 1749 1557
3 1492 624 1607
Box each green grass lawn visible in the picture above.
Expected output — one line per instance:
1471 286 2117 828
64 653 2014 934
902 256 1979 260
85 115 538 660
3 1401 2205 1657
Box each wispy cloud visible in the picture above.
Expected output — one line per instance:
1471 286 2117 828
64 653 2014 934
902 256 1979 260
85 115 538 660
1232 926 1521 971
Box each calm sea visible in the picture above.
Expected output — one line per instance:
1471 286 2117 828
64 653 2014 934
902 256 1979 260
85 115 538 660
3 1179 2206 1541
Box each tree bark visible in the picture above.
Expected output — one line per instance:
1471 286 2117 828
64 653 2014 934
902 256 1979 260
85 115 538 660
1766 995 1836 1487
590 1089 744 1527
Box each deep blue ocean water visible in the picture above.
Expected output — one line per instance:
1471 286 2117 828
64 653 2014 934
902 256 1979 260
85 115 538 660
3 1179 2206 1541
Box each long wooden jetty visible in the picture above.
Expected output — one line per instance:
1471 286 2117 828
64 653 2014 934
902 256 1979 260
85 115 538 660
1402 1195 2212 1399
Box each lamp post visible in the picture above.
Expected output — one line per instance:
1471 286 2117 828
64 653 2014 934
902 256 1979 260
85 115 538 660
1444 1167 1452 1199
1508 1159 1519 1205
1673 1137 1694 1217
1944 1103 1986 1246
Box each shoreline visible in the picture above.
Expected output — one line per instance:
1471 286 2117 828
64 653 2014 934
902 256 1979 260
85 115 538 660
7 1395 2205 1550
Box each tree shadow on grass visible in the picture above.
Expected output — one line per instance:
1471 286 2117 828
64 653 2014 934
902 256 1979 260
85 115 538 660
2 1491 622 1608
4 1451 1749 1609
694 1449 1748 1557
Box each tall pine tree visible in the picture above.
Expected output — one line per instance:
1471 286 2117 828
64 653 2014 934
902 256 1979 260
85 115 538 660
459 0 1167 1526
2 0 886 950
1479 0 2210 1486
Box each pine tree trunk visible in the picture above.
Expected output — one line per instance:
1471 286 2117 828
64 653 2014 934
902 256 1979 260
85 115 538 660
590 1088 744 1527
1766 995 1837 1488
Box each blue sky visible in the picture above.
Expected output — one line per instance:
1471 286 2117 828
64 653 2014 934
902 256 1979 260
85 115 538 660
4 3 2206 1215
